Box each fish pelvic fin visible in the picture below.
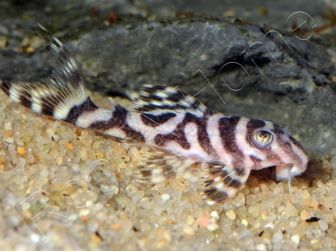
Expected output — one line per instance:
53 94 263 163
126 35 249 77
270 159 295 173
200 162 250 205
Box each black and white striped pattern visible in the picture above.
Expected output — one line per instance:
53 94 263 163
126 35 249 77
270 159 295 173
0 25 309 204
133 84 208 116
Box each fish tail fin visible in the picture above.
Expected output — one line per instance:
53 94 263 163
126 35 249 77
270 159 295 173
0 24 100 124
0 24 138 142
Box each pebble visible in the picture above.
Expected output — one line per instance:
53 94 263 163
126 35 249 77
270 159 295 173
6 215 20 227
246 194 256 205
161 193 170 202
72 164 80 172
226 210 236 220
96 211 107 222
183 226 195 236
4 121 12 130
272 232 283 243
210 211 219 220
2 88 336 250
207 223 219 232
200 54 207 61
248 204 260 217
255 243 267 251
233 193 245 207
186 215 195 225
300 210 313 221
318 220 328 231
291 234 300 244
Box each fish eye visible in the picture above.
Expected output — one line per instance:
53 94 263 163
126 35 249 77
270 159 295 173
253 129 273 147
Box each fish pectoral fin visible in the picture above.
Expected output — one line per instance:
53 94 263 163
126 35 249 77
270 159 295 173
132 148 194 184
131 84 213 116
200 162 250 205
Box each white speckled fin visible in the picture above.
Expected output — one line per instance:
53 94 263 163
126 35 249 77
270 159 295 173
200 162 250 205
133 149 195 184
132 84 211 116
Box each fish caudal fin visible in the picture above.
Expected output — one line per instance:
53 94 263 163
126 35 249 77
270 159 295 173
0 24 98 124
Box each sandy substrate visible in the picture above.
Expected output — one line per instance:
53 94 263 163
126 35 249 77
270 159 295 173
0 88 336 250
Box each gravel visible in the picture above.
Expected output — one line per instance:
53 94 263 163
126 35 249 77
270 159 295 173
1 89 336 250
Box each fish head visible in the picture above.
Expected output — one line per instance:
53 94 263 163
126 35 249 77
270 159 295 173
239 118 309 181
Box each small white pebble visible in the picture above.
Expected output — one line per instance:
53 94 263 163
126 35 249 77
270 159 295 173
318 219 328 231
241 219 248 226
72 164 80 172
207 223 219 231
4 137 14 144
94 202 104 213
4 122 12 130
85 200 93 208
46 128 55 137
210 211 219 220
310 239 319 244
7 215 20 227
96 211 107 222
83 174 91 183
40 169 49 177
226 210 236 220
233 193 245 207
291 234 300 244
56 156 63 165
30 234 40 243
88 219 98 232
161 193 170 202
272 232 283 243
255 243 267 251
16 157 25 169
200 53 208 61
182 226 195 235
186 215 195 225
80 149 88 160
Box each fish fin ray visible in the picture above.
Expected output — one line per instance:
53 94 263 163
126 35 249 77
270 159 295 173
38 23 86 96
200 162 250 204
132 84 212 116
0 25 96 123
133 148 194 184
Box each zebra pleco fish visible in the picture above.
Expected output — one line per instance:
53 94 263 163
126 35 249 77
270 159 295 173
0 25 309 205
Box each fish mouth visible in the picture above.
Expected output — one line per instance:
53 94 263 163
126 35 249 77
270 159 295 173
275 159 309 181
275 164 295 181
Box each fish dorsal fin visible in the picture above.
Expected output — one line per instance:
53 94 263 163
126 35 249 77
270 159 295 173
132 84 212 117
200 162 250 205
132 147 195 184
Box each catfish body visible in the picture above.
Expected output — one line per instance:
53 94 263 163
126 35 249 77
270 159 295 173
0 25 309 204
